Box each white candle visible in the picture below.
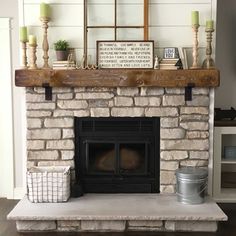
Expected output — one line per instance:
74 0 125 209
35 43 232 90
29 35 37 45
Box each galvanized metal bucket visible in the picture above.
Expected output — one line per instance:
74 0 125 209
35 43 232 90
176 167 208 204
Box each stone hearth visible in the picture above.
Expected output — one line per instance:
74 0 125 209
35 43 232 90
26 86 211 193
8 194 227 232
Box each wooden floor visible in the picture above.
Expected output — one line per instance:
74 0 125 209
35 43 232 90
1 198 236 236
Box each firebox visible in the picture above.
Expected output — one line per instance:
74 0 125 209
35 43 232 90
74 117 160 193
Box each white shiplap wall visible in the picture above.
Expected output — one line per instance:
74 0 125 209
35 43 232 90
0 18 14 198
22 0 216 67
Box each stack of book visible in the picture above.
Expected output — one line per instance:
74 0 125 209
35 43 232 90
52 60 76 70
159 58 183 70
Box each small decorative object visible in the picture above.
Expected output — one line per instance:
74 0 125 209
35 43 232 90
179 47 188 69
202 20 215 69
27 166 70 203
86 55 93 70
176 167 208 204
90 64 98 70
40 2 50 18
78 55 86 69
87 55 98 70
54 40 69 61
67 48 76 62
181 46 206 69
163 47 179 59
159 58 182 70
40 2 51 69
28 35 38 69
52 61 76 70
215 107 236 121
191 11 200 69
154 56 160 69
19 26 28 69
77 54 97 70
97 41 154 69
52 55 76 70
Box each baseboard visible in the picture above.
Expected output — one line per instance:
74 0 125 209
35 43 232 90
13 187 26 199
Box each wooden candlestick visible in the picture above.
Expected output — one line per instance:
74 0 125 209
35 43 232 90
191 24 201 69
40 17 50 69
202 28 215 69
21 41 28 69
29 44 38 69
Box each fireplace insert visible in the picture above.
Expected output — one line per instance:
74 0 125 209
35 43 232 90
74 117 160 193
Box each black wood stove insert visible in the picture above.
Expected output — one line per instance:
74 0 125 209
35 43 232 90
74 117 160 193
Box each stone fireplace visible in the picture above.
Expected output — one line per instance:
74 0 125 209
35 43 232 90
26 86 210 194
8 82 228 233
6 28 225 230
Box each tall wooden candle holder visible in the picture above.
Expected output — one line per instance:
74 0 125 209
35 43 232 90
29 44 38 69
202 28 215 69
191 24 201 69
40 17 50 69
21 41 28 69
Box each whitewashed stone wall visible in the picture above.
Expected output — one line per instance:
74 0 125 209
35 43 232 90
26 87 210 193
16 219 218 232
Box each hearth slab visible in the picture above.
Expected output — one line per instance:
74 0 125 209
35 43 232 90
8 194 227 221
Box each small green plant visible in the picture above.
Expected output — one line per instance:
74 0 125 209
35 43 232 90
54 40 69 51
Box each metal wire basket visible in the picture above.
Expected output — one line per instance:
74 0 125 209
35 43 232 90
27 166 70 203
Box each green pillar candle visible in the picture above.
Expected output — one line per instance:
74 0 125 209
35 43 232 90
191 11 199 25
206 20 214 29
40 2 51 18
29 35 37 45
20 26 28 42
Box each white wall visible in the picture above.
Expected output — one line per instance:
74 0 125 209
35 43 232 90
0 0 26 199
0 18 14 198
215 0 236 108
23 0 215 67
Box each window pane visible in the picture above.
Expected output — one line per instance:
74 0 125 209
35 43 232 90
117 3 143 26
88 28 114 49
117 28 143 40
88 3 114 26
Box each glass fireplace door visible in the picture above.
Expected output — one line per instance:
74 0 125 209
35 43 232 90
119 142 148 175
85 141 148 176
86 141 116 174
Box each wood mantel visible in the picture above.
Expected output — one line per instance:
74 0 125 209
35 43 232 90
15 69 220 88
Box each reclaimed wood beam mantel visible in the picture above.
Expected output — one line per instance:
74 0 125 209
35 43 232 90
15 69 220 88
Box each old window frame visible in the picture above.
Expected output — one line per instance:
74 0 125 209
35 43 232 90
83 0 149 66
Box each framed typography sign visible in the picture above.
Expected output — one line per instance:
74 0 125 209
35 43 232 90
97 41 154 69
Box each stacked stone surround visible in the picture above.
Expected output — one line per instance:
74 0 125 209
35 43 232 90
26 86 210 193
16 219 217 232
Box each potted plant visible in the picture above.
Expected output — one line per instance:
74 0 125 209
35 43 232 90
54 40 69 61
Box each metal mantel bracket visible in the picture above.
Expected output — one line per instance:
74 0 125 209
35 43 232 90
185 83 195 101
42 83 52 100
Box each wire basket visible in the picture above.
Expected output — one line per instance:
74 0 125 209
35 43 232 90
27 166 70 203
